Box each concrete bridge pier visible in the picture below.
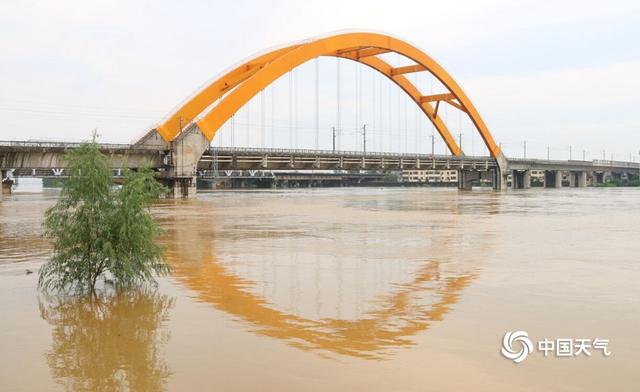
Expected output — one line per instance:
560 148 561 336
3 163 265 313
1 169 13 197
157 124 209 198
592 171 604 185
568 171 587 188
493 168 508 190
544 170 563 188
493 152 509 190
162 177 197 198
577 171 587 187
458 169 480 190
511 170 531 189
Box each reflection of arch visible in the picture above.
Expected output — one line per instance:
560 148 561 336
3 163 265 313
168 248 476 360
155 32 501 158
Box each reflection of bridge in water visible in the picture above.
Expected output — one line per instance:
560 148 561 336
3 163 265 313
158 193 495 359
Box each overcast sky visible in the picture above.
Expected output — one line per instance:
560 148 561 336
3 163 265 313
1 0 639 160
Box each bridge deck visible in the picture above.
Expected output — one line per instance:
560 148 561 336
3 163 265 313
1 141 638 177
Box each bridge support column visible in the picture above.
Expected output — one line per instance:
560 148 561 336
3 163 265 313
569 172 577 187
511 170 531 189
544 170 562 188
1 170 13 196
165 123 210 198
592 171 603 185
576 171 587 188
492 168 508 190
163 177 197 198
523 170 531 189
458 169 480 190
554 171 563 188
569 171 588 187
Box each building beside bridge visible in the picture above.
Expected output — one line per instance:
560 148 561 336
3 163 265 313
402 170 459 184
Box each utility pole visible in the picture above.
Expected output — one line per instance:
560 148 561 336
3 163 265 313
361 124 367 154
431 134 435 156
331 127 336 152
524 141 527 159
569 145 572 160
603 149 605 161
547 146 550 160
458 133 462 151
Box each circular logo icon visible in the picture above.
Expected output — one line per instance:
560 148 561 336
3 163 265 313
501 330 533 363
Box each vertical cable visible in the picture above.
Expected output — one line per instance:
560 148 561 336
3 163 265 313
355 64 359 149
271 84 275 148
397 84 401 153
288 71 293 148
458 109 462 154
294 68 298 149
230 114 235 147
246 99 250 146
388 77 392 152
404 90 408 154
414 74 419 154
358 64 363 150
315 58 319 150
336 58 341 151
260 89 265 148
371 69 375 152
378 74 383 153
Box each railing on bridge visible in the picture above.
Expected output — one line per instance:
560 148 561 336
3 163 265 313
204 146 494 161
0 140 160 151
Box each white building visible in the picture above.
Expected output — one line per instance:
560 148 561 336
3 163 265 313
402 170 458 183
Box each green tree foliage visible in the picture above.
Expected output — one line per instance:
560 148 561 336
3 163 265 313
38 139 171 292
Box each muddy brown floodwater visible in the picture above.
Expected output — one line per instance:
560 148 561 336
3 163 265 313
0 187 639 391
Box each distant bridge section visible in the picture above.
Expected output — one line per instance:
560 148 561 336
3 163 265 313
506 157 639 189
0 140 165 169
1 141 639 198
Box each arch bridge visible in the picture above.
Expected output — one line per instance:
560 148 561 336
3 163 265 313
135 31 509 196
3 32 635 198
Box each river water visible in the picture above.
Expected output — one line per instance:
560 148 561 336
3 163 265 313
0 186 638 391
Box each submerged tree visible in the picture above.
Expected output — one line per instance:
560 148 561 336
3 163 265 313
38 137 171 292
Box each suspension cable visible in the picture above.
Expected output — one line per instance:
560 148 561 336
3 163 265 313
336 57 341 151
260 89 265 148
378 73 383 153
288 71 293 148
388 76 392 152
270 85 275 147
294 68 298 149
355 63 360 149
414 73 419 154
230 114 235 147
245 99 250 147
315 58 319 150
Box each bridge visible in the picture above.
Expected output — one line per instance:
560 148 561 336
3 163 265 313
1 32 639 198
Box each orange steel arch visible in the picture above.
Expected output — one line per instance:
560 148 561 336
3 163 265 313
156 32 501 158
